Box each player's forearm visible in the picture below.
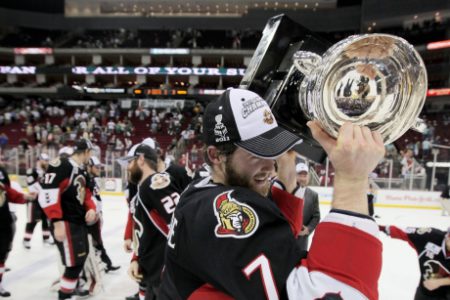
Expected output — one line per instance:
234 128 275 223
83 188 97 211
332 175 368 215
288 212 381 300
435 277 450 287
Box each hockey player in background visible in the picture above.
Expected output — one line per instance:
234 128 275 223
119 137 193 300
121 144 184 300
38 139 97 300
0 165 36 297
380 225 450 300
160 88 385 299
23 153 52 249
86 156 120 272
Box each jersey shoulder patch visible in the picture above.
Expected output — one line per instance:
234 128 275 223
49 157 62 167
150 172 171 190
406 227 432 235
213 190 259 239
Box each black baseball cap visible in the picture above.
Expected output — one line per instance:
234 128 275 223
74 138 94 151
203 88 301 159
117 143 158 165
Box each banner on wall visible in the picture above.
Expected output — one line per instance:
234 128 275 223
0 66 246 76
310 187 441 209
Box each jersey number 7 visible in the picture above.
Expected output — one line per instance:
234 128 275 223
243 254 279 300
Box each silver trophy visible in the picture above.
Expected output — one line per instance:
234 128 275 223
293 34 427 145
241 15 427 162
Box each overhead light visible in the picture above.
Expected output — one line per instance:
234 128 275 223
414 15 418 19
304 4 308 8
372 22 376 26
315 2 319 7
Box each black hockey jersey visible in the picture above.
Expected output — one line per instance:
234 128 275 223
161 177 382 300
381 225 450 297
165 163 193 192
38 157 96 224
131 171 183 285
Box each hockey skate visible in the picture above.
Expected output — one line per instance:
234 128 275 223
0 287 11 298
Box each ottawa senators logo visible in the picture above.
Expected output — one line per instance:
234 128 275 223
263 109 274 125
213 191 259 239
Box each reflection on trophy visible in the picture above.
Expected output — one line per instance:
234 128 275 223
240 15 427 163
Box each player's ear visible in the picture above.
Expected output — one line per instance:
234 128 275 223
206 146 222 165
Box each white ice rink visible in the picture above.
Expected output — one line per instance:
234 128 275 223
4 195 450 300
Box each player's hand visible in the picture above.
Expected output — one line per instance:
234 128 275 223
308 121 385 214
25 192 38 201
308 121 384 180
128 261 143 282
423 278 442 291
85 209 97 224
275 150 297 194
298 226 309 236
124 239 133 253
53 221 66 242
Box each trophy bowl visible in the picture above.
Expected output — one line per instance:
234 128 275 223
294 34 428 145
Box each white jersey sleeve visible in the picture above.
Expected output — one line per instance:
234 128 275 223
286 212 381 300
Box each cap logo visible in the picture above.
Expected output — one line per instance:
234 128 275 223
214 114 230 143
241 96 266 119
263 109 274 125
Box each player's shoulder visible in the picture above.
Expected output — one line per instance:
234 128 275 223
150 172 173 190
139 172 174 194
405 226 442 236
48 156 70 170
167 163 193 179
47 157 75 178
177 181 275 240
180 178 272 213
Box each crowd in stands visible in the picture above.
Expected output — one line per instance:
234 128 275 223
0 99 206 175
1 20 447 50
0 27 262 50
1 98 449 189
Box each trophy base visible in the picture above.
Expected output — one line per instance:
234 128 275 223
240 14 330 164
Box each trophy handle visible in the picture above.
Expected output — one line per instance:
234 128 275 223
293 51 322 76
411 118 427 134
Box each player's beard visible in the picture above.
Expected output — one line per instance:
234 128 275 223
225 159 270 197
129 163 143 185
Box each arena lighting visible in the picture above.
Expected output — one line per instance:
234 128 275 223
150 48 190 55
427 88 450 97
426 162 450 168
14 48 53 55
427 39 450 50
